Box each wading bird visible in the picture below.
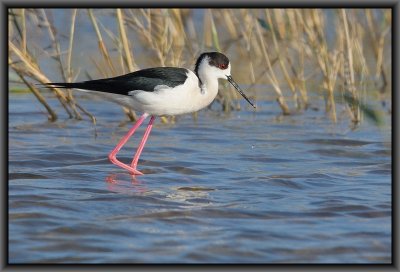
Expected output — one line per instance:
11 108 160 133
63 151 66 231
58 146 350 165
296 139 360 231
44 52 256 175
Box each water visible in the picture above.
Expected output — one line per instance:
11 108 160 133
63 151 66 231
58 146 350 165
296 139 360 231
9 94 391 263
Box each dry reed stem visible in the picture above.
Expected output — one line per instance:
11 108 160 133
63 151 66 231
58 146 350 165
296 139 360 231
221 10 238 39
266 10 296 97
21 9 26 54
10 57 58 121
299 9 341 121
239 10 262 57
255 20 290 115
365 9 390 91
40 9 67 82
273 9 286 39
89 56 108 78
341 10 355 91
11 11 23 45
39 10 82 118
125 9 152 46
41 8 90 120
9 41 67 100
287 9 308 108
288 10 309 108
117 9 137 71
89 10 136 121
88 9 116 76
117 9 138 121
203 10 212 49
168 9 186 66
96 23 125 73
8 10 14 38
151 10 166 65
209 10 221 52
226 11 256 82
9 9 391 124
341 9 360 123
10 40 96 122
66 9 82 120
67 9 77 81
125 9 161 67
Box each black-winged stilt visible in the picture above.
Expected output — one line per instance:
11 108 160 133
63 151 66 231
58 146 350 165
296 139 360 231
44 52 256 175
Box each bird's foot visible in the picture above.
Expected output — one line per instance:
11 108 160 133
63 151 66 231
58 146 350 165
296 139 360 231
129 163 143 176
109 155 144 175
128 167 144 176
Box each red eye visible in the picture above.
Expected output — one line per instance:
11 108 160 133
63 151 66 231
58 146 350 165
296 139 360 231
219 64 227 69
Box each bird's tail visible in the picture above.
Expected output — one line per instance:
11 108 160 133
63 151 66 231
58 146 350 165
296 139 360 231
38 82 86 89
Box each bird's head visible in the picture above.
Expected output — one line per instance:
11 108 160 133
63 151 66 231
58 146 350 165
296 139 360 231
195 52 256 108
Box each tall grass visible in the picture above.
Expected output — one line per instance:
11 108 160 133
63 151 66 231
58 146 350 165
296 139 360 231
9 8 391 126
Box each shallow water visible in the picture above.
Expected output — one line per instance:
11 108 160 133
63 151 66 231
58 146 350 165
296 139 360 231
9 94 391 263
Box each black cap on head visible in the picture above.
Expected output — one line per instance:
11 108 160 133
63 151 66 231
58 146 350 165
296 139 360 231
194 52 230 76
193 52 256 109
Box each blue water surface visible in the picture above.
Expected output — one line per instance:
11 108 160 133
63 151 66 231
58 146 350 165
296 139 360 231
9 93 391 263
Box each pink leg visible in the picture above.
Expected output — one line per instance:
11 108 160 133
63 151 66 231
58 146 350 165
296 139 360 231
108 113 148 175
131 115 155 168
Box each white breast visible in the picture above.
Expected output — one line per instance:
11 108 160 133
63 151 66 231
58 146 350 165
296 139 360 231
128 69 218 116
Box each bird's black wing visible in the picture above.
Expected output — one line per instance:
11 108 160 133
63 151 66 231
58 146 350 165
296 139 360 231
42 67 189 96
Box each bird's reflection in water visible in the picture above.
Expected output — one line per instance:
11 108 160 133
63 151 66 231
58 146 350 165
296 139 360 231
105 173 148 194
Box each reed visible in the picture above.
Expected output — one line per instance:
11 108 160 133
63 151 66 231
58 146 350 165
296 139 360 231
9 9 98 123
116 9 138 121
255 17 290 115
66 9 82 120
88 9 116 76
9 8 391 126
365 9 391 95
266 10 298 109
9 57 58 121
117 9 137 71
341 9 359 123
88 9 137 121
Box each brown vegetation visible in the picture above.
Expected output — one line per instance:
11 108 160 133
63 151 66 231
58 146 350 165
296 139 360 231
9 9 391 125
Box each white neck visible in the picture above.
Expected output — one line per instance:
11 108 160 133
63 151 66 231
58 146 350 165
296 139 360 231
187 76 217 112
191 55 231 111
196 57 224 101
200 73 219 95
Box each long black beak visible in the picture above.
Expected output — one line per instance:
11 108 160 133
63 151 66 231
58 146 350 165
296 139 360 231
226 76 256 109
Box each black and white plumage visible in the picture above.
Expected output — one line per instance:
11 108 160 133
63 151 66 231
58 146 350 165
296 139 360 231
42 52 255 175
47 67 188 95
43 52 255 116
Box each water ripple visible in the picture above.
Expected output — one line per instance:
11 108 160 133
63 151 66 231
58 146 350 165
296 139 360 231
9 94 391 263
